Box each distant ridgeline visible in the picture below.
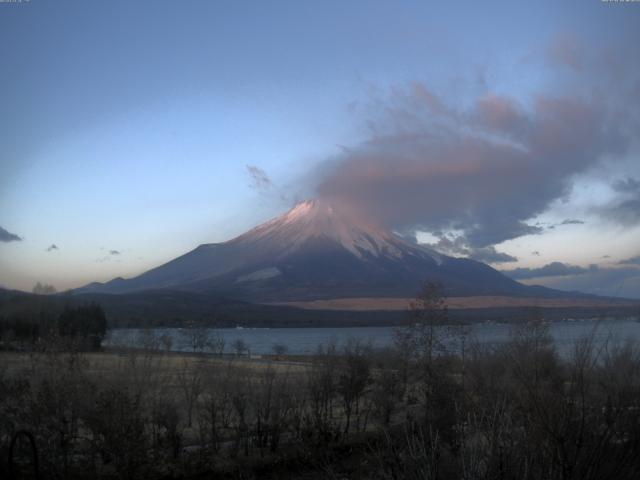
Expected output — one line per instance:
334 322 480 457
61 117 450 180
1 287 638 332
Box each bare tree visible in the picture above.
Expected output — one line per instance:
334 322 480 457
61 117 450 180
372 366 403 426
272 342 288 356
207 331 225 355
307 341 339 443
150 398 181 460
136 329 160 351
177 358 203 428
158 333 173 353
337 338 371 434
198 363 235 453
229 368 252 457
181 328 211 354
232 338 248 356
402 281 449 363
85 386 148 479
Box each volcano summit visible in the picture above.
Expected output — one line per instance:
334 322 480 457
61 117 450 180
77 199 560 301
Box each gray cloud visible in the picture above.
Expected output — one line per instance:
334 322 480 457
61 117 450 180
246 164 290 203
423 234 469 256
596 177 640 226
421 234 517 264
607 198 640 225
0 226 22 242
614 177 640 194
525 266 640 300
246 164 272 191
469 247 518 264
619 255 640 266
502 261 598 280
96 249 122 262
510 257 640 299
46 244 59 252
302 32 640 250
314 79 632 250
545 33 583 71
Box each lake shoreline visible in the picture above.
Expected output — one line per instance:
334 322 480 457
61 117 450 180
104 316 640 357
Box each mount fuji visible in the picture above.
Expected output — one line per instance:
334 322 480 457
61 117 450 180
76 199 561 301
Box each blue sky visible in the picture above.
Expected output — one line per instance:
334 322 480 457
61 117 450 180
1 0 639 297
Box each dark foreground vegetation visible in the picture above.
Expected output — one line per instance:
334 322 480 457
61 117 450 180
1 285 640 479
0 284 640 480
0 303 107 352
1 335 639 479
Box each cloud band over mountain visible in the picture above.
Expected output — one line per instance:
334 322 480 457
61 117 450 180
502 262 598 280
501 260 640 299
313 81 635 254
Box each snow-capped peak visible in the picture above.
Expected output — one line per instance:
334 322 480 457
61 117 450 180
233 198 443 263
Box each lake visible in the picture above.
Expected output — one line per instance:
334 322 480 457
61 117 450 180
104 317 640 357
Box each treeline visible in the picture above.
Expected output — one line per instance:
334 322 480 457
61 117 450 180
1 311 639 477
0 303 107 351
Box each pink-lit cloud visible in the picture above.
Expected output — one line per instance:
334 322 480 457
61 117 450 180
312 78 636 256
546 33 584 71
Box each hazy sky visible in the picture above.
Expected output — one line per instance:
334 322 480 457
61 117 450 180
1 1 639 298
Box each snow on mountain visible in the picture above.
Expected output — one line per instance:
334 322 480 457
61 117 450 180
73 199 539 300
230 199 443 263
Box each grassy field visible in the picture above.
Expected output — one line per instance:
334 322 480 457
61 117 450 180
2 321 640 479
0 348 311 387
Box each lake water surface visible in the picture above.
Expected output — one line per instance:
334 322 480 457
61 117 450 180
104 317 640 357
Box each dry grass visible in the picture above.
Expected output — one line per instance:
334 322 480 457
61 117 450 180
268 295 640 311
0 349 310 388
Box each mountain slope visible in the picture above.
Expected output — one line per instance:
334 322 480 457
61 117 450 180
74 199 561 300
